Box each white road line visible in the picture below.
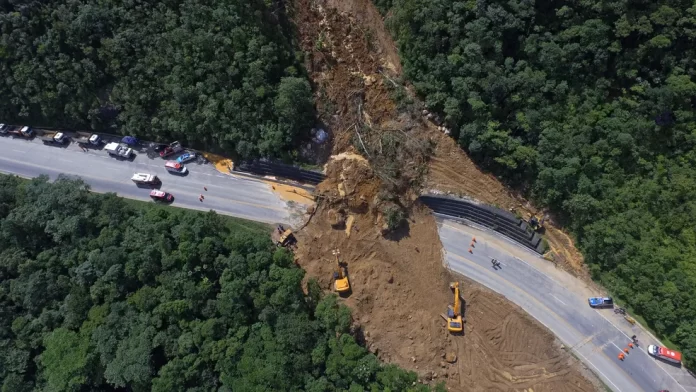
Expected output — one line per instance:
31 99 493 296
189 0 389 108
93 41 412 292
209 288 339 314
551 294 567 305
12 149 24 153
612 342 623 351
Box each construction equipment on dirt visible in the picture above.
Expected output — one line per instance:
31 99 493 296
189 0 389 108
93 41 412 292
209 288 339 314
529 215 546 232
332 249 350 294
275 225 296 248
444 282 463 333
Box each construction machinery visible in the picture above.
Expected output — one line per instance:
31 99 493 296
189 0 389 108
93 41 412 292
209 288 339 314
275 225 296 248
332 249 350 294
529 215 546 232
446 282 463 333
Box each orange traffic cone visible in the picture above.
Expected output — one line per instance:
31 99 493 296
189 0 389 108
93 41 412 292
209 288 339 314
624 348 629 354
628 343 634 349
204 186 207 191
472 237 477 243
618 353 624 361
468 248 473 254
470 242 475 248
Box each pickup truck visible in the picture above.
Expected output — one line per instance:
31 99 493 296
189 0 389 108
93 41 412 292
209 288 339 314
73 132 102 146
104 142 134 159
2 125 33 138
159 141 183 158
588 297 613 308
40 131 69 145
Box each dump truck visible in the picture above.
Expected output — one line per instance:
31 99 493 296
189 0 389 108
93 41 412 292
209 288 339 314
104 142 133 158
40 131 69 145
73 132 102 146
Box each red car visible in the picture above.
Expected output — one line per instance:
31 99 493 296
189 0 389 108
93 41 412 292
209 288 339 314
149 190 174 202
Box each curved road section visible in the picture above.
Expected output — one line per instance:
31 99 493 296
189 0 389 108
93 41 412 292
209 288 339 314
0 136 290 224
438 217 696 392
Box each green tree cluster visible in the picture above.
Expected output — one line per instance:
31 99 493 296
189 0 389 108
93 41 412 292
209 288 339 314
0 174 441 391
0 0 314 158
380 0 696 367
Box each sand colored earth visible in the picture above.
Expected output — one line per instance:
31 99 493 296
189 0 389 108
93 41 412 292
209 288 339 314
294 156 599 391
266 182 315 205
200 152 233 175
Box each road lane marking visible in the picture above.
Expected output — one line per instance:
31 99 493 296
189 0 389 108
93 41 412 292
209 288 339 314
0 156 288 213
12 149 25 153
447 251 635 392
551 294 567 305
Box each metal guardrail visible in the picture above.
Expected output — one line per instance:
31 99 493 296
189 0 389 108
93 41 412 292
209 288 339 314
233 160 325 185
419 195 545 254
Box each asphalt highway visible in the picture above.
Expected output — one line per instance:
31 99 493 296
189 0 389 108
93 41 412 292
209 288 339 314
438 217 696 392
0 135 290 224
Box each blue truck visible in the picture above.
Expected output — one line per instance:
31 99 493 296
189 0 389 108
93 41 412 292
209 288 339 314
588 297 614 308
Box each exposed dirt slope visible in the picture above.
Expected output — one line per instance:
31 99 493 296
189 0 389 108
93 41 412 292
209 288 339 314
295 155 598 391
289 0 598 390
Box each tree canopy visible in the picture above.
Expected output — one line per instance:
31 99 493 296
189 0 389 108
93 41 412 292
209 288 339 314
0 174 441 391
0 0 314 158
380 0 696 367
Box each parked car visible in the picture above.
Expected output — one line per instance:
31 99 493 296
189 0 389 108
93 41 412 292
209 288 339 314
165 160 187 174
159 141 183 157
177 151 197 164
149 190 173 202
588 297 613 308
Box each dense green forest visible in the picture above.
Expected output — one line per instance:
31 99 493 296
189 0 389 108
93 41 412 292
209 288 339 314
377 0 696 366
0 174 440 391
0 0 314 158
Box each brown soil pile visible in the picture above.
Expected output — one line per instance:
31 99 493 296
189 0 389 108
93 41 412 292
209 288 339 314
289 0 597 390
295 155 599 390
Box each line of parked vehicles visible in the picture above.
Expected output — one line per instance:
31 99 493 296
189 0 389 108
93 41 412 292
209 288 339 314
1 124 203 204
588 296 683 367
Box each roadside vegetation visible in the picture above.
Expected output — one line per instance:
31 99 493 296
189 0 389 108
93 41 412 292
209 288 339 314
0 174 442 391
0 0 313 159
377 0 696 367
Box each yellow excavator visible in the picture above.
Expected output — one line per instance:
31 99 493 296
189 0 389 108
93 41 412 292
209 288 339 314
332 249 350 294
446 282 463 333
